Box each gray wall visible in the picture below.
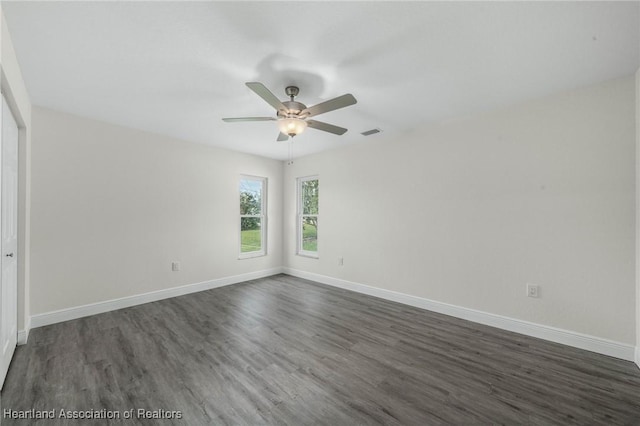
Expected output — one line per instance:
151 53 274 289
30 107 283 315
284 76 636 344
27 75 638 350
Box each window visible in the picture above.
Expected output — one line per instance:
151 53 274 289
297 176 319 258
239 176 266 258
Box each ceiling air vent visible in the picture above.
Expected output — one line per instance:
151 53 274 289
361 128 382 136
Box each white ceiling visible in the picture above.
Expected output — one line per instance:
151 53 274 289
3 1 639 160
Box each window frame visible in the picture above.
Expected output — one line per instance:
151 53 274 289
297 175 319 259
239 175 267 259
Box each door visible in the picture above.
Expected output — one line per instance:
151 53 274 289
0 95 18 387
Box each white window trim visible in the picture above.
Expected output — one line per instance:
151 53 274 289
239 175 267 259
297 175 319 259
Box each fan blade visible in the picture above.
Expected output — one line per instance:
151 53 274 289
306 120 348 135
301 94 357 118
277 132 289 142
246 82 287 113
222 117 276 122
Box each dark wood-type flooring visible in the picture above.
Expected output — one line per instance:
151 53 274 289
3 274 640 425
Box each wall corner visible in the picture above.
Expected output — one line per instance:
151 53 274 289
636 67 640 369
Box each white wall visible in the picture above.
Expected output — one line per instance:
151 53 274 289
1 8 32 335
284 76 636 345
30 107 282 316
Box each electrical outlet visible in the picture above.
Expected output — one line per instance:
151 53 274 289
338 257 344 266
526 284 540 298
172 261 181 272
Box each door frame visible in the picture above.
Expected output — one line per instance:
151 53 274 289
0 73 27 347
0 89 20 388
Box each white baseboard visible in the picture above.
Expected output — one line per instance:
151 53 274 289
17 317 31 345
30 267 283 329
17 329 28 345
283 268 635 362
22 266 636 363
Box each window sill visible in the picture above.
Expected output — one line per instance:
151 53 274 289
296 252 319 259
238 251 266 260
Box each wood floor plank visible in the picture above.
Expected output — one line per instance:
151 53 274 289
2 274 640 425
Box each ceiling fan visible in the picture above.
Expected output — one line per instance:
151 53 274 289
222 82 357 141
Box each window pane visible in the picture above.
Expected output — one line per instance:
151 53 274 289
302 179 319 215
240 179 262 215
302 216 317 252
241 217 262 253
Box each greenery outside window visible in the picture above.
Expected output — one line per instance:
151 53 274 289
297 176 318 258
239 176 267 258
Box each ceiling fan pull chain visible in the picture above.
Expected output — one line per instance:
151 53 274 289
287 140 294 166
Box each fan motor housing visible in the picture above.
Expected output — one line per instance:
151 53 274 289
278 100 307 118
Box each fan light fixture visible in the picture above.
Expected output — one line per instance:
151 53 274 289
278 117 307 137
